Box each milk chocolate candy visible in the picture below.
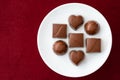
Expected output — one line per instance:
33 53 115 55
53 24 67 38
68 15 84 30
85 21 99 35
86 38 101 53
53 40 68 55
70 50 85 65
69 33 84 47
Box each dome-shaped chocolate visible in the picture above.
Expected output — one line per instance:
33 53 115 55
53 40 68 55
85 21 99 35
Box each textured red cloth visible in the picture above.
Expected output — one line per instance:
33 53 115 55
0 0 119 80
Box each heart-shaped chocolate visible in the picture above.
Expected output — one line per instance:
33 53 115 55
70 50 84 65
68 15 84 30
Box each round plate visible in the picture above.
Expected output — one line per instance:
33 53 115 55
37 3 112 77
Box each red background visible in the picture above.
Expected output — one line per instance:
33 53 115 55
0 0 120 80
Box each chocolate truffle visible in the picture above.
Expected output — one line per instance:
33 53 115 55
68 15 84 30
69 33 84 47
53 40 68 55
53 24 67 38
85 21 99 35
86 38 101 53
70 50 85 65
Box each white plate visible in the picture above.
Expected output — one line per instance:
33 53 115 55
37 3 112 77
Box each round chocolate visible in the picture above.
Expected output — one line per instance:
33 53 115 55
53 40 68 55
85 21 99 35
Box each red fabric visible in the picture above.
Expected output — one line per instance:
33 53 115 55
0 0 119 80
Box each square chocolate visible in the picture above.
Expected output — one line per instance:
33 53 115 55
86 38 101 53
53 24 67 38
69 33 84 47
